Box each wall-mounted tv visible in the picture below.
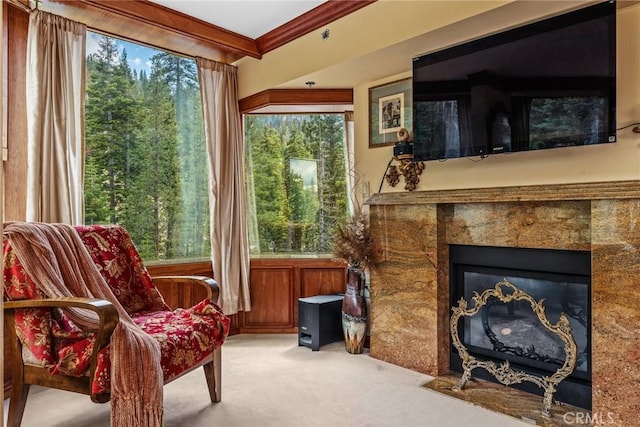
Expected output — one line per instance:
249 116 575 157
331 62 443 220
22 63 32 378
412 1 616 161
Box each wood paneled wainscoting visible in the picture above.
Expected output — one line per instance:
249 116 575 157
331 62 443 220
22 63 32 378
241 258 346 333
3 258 345 395
146 258 346 334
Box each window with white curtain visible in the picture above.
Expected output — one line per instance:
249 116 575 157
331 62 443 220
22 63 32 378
84 32 210 261
243 114 349 255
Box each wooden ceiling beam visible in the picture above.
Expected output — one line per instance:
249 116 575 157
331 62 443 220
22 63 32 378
239 89 353 114
81 0 260 57
39 0 375 63
257 0 376 55
36 0 376 63
44 0 258 62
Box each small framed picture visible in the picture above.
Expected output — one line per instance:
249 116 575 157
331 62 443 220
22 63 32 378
369 78 412 148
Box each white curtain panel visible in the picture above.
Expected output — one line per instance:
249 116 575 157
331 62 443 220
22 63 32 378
26 11 86 224
196 57 251 314
344 111 356 215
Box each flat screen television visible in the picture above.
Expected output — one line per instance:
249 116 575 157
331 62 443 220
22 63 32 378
412 1 616 161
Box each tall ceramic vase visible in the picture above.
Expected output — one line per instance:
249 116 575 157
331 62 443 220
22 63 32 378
342 267 367 354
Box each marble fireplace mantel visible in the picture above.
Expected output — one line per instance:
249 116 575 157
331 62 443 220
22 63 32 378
366 180 640 425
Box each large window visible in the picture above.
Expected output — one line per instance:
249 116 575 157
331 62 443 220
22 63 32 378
244 114 349 255
84 32 210 262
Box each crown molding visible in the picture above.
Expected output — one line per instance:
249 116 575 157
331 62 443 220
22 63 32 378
42 0 375 62
256 0 376 55
45 0 258 61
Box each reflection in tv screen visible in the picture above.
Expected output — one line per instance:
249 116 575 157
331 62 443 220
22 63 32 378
412 1 616 161
414 95 608 160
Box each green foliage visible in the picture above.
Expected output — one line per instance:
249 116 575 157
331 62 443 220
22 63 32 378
84 33 209 261
245 114 349 254
85 36 142 224
85 34 350 260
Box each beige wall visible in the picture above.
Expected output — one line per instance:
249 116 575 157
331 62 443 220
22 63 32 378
356 2 640 196
236 1 513 96
237 1 640 202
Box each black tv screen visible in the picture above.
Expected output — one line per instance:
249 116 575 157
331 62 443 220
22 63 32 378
412 1 616 161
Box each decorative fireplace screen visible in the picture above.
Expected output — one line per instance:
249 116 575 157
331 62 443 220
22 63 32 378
450 278 578 417
449 244 592 410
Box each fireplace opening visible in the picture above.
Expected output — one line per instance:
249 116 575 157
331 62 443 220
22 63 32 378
449 245 591 410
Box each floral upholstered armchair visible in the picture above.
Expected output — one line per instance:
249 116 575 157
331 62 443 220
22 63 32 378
3 223 230 427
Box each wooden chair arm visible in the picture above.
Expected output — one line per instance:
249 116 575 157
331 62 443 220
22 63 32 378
152 276 220 301
4 297 117 315
4 297 119 396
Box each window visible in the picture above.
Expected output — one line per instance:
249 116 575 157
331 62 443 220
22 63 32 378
243 114 349 255
84 32 210 262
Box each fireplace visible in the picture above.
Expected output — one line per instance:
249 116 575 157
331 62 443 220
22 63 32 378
367 183 640 423
449 245 591 409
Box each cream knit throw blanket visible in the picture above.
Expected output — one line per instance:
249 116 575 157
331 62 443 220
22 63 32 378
5 222 163 426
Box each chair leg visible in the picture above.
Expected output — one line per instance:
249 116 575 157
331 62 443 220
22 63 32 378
7 380 30 427
6 310 30 427
203 347 222 403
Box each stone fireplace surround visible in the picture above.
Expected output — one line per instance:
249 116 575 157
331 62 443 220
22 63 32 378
367 180 640 425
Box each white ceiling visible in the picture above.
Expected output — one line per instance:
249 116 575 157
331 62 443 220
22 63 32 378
148 0 327 39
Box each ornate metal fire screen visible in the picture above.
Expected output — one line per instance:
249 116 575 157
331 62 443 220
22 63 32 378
450 279 578 417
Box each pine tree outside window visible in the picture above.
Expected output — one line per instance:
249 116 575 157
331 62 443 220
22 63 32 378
244 114 350 256
84 32 210 262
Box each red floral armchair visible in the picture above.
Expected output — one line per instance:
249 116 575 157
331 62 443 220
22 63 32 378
3 224 230 426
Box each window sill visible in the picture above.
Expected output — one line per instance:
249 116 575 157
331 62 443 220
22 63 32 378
250 253 334 259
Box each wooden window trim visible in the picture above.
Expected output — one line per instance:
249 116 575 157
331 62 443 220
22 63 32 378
239 88 353 114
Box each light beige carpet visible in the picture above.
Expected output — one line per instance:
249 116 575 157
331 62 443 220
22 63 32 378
5 334 530 427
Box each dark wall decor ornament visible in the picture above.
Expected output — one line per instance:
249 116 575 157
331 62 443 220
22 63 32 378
382 128 425 191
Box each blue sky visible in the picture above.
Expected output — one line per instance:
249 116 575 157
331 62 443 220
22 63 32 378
290 158 318 190
87 32 157 75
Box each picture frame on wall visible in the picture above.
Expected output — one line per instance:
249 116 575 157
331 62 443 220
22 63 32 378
369 78 412 148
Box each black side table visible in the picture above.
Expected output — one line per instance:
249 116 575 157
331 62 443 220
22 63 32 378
298 294 344 351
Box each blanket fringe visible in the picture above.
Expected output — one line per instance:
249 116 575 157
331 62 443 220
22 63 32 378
111 396 163 427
